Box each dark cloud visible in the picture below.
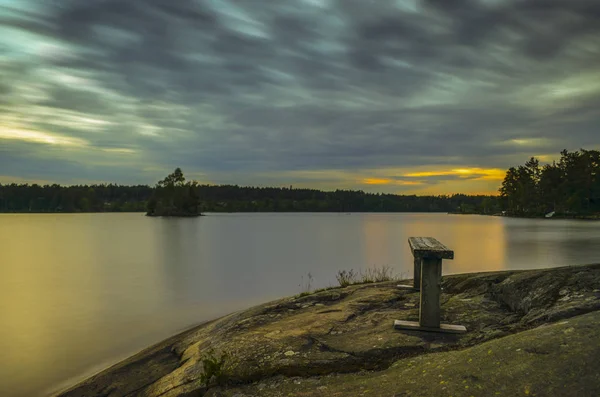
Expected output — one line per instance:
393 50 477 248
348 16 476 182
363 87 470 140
39 85 116 115
0 141 148 184
1 0 599 191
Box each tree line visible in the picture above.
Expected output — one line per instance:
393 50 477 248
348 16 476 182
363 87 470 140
499 149 600 216
0 170 499 214
4 150 598 217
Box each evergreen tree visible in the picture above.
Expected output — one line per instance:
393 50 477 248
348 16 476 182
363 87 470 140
500 149 600 216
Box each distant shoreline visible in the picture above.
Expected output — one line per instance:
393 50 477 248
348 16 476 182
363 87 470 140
146 212 203 217
0 210 456 214
448 211 600 220
1 210 599 220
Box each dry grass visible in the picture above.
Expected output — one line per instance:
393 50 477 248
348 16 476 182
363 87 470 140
336 265 404 287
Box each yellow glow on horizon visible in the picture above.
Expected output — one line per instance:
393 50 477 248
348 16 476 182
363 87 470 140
453 168 471 174
404 170 453 177
275 167 505 195
506 138 550 147
403 167 505 181
363 178 392 185
0 127 89 147
362 178 424 186
398 181 424 185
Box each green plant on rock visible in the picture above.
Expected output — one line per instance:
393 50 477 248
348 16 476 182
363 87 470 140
199 349 229 387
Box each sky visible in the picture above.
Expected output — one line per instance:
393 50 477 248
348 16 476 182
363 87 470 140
1 0 599 195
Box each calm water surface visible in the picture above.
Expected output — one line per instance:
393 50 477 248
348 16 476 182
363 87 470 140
1 212 600 396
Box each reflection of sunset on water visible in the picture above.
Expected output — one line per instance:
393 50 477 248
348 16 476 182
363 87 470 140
443 217 506 274
360 214 508 277
2 213 600 396
362 216 396 269
395 214 506 275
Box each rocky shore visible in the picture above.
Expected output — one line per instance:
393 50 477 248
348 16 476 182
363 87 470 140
59 263 600 397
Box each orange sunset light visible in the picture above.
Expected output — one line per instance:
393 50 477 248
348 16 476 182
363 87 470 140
362 178 424 186
403 168 506 180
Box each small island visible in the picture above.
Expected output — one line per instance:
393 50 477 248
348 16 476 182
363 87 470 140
146 168 202 217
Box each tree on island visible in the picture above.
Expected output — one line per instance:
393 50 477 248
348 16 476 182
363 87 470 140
146 168 201 217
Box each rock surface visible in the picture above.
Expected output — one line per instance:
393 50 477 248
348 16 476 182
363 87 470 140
59 264 600 397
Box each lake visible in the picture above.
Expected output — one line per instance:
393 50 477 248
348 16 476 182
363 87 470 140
1 212 599 396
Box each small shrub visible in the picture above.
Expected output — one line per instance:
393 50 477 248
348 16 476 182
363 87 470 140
364 265 394 283
199 349 229 387
360 268 376 283
336 269 358 287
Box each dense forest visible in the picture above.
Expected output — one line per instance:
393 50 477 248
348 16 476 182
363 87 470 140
500 149 600 216
0 177 498 214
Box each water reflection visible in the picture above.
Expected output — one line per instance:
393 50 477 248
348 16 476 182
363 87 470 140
1 213 600 396
444 216 506 273
502 218 600 269
363 215 397 267
156 217 198 301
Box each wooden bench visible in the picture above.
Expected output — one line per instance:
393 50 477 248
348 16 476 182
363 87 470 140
394 237 467 334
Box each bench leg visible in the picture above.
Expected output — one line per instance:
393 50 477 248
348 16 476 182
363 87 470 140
394 255 467 334
420 257 442 328
413 257 422 290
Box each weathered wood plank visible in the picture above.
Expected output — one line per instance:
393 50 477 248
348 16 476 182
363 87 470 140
393 320 467 334
408 237 454 260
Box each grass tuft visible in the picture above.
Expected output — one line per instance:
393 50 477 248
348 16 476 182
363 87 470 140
335 265 405 287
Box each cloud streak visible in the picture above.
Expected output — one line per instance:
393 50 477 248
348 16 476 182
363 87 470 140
1 0 599 193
